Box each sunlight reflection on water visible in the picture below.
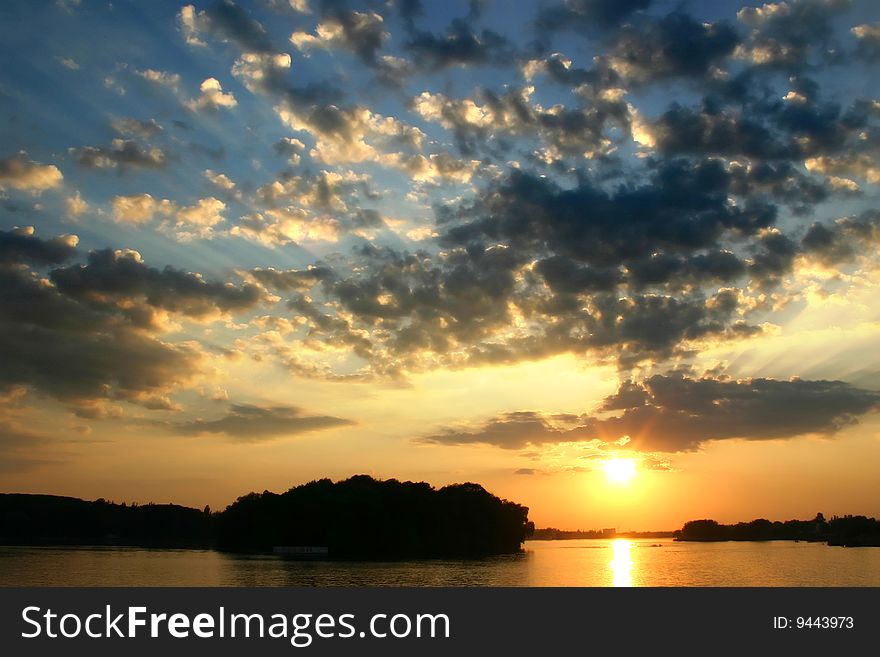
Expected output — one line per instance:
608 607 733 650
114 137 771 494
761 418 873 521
610 539 633 587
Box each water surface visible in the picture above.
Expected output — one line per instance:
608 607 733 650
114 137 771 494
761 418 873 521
2 539 878 586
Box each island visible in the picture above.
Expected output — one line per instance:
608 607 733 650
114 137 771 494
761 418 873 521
0 475 535 558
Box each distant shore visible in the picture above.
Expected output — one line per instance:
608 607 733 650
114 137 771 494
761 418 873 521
529 528 674 540
674 515 880 547
530 514 880 547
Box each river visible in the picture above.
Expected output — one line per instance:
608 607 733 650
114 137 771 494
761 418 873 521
2 539 879 586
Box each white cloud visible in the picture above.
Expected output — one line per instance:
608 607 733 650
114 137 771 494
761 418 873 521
186 78 238 112
111 194 175 224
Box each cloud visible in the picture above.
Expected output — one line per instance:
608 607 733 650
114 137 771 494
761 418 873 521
135 68 181 89
111 194 228 238
398 152 480 183
3 0 875 395
538 0 652 30
411 86 630 157
65 192 89 219
0 232 270 409
652 92 873 165
522 53 619 91
50 247 264 323
397 0 422 31
438 162 774 269
276 103 424 165
110 117 163 139
168 403 352 440
594 373 880 452
247 265 333 291
801 210 880 265
805 152 880 185
0 154 64 192
72 139 166 170
55 56 79 70
204 169 236 190
230 51 295 95
852 22 880 62
424 411 583 449
405 18 514 70
0 227 78 265
180 1 274 52
170 197 227 239
233 209 342 245
291 9 387 66
0 263 202 406
607 11 739 83
112 194 175 224
186 78 238 111
229 169 383 245
736 0 851 68
423 373 880 452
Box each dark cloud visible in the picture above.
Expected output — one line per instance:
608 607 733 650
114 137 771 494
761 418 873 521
728 160 835 214
321 8 388 66
155 0 880 385
748 230 798 289
536 256 620 294
0 232 268 409
169 403 352 439
627 251 747 289
852 22 880 62
737 0 852 69
538 0 651 30
50 248 264 324
580 290 755 361
652 103 795 160
250 167 880 374
425 410 579 450
72 139 166 170
397 0 422 30
525 53 620 91
0 263 200 406
198 0 275 53
238 131 880 373
608 11 739 83
801 210 880 265
0 227 77 266
413 86 630 157
249 265 333 291
265 240 757 374
650 88 878 204
424 373 880 451
439 162 775 269
595 373 880 452
406 19 514 70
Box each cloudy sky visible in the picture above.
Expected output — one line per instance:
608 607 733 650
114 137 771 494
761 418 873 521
2 0 880 530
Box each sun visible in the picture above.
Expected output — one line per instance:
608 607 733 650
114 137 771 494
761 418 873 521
602 458 637 484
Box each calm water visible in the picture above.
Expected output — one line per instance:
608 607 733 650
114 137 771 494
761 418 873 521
1 539 879 586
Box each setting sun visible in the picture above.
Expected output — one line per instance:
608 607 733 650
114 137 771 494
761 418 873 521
602 458 637 485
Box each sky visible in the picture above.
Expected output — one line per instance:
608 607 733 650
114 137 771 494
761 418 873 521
1 0 880 531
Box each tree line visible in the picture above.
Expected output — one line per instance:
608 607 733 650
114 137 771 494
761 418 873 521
0 475 535 557
674 513 880 546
